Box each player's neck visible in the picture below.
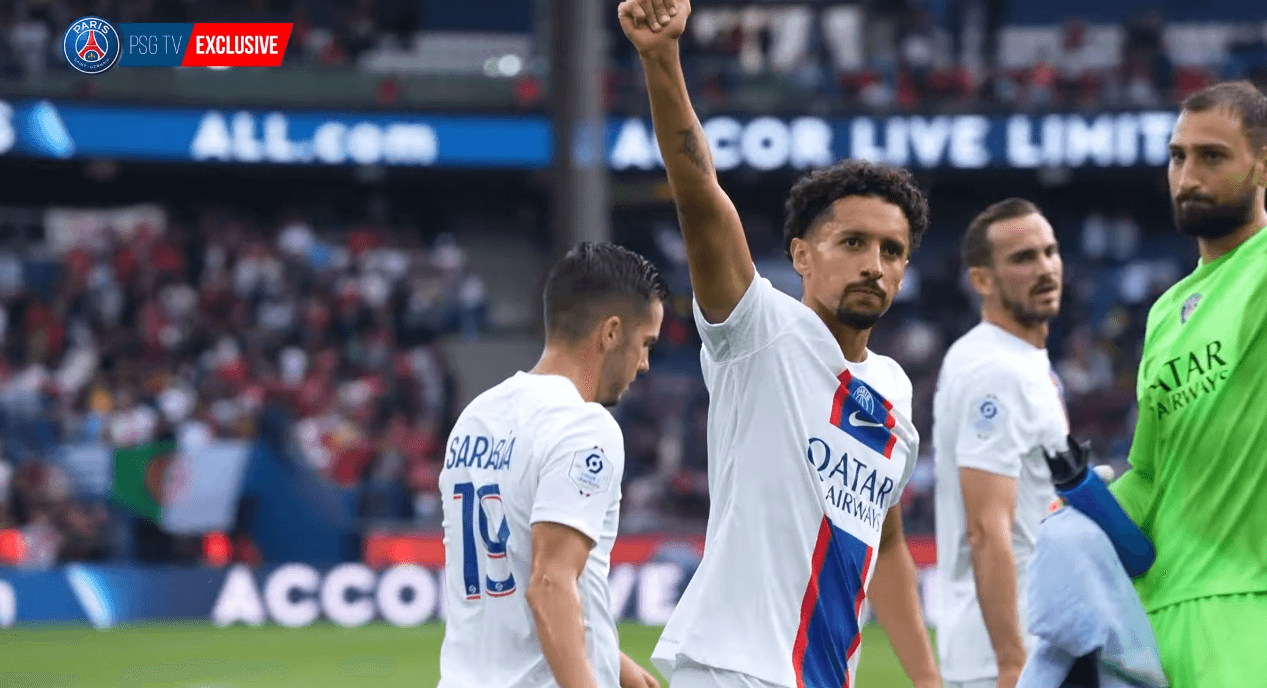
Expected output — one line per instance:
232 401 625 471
836 328 871 363
804 299 871 362
1197 213 1267 264
822 314 871 362
981 309 1048 350
529 346 600 403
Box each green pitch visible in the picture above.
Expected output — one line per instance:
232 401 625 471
0 622 921 687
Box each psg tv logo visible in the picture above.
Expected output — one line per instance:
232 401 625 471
63 17 121 75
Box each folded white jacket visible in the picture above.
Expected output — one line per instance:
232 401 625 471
1018 507 1169 688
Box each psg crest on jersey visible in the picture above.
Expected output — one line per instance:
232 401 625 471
63 17 120 75
1180 293 1202 324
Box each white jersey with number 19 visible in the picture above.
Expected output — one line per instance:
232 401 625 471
437 372 625 688
652 273 919 688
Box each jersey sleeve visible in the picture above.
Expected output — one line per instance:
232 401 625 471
889 368 915 426
887 365 919 510
951 363 1035 479
692 270 787 363
892 430 920 512
1110 399 1157 533
529 406 625 545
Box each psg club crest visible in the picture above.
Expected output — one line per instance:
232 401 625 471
1180 293 1202 324
63 17 120 75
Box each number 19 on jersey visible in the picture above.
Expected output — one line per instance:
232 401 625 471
452 482 516 599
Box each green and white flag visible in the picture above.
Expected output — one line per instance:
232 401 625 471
111 439 251 534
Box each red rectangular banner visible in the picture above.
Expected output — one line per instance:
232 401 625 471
181 23 292 67
362 531 938 569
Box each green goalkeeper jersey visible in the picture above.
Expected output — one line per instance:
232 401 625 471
1111 226 1267 612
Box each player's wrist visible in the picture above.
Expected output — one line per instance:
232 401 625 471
996 666 1022 688
636 40 680 63
996 658 1025 682
902 663 942 688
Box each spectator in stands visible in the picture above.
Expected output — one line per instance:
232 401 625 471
0 201 490 562
5 0 1263 117
1122 11 1172 101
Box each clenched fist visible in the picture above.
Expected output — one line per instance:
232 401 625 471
618 0 690 54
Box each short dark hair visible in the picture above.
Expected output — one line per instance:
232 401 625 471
543 242 668 341
1181 80 1267 150
783 160 930 259
962 198 1042 268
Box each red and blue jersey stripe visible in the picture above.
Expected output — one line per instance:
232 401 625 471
828 370 897 460
792 516 874 688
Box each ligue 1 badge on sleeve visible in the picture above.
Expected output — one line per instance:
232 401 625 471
64 17 121 75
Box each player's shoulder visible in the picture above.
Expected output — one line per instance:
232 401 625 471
941 327 995 378
516 380 616 431
464 372 610 428
541 402 621 438
535 404 624 476
524 389 622 447
1144 277 1195 333
477 375 623 459
940 327 1036 390
746 272 827 333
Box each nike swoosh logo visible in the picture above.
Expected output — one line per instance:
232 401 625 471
848 411 885 429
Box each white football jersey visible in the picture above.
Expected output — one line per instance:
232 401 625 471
438 372 624 688
932 322 1067 682
652 273 919 688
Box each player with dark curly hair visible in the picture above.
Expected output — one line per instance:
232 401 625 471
781 163 931 331
620 1 939 687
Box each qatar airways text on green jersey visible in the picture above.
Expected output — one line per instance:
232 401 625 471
1112 226 1267 611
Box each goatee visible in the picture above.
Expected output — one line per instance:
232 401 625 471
836 307 882 331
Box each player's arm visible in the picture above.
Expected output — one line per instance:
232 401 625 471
1108 407 1156 529
528 409 632 688
619 0 754 323
1108 466 1151 528
952 371 1033 688
869 506 941 688
527 522 602 688
960 467 1026 688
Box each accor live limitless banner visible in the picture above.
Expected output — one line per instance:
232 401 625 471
0 99 1178 171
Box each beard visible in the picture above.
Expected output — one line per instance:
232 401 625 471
596 377 625 408
1000 290 1055 327
597 341 632 407
1172 189 1256 238
597 393 620 408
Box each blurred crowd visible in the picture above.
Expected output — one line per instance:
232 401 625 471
610 4 1267 114
6 0 1267 115
0 203 487 564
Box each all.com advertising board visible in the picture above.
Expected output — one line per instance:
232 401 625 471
0 561 942 629
0 99 1176 171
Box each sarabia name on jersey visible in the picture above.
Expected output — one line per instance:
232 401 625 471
445 434 516 471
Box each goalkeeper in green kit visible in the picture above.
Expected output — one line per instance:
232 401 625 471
1108 80 1267 686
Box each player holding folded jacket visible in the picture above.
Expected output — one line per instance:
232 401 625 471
1109 80 1267 687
